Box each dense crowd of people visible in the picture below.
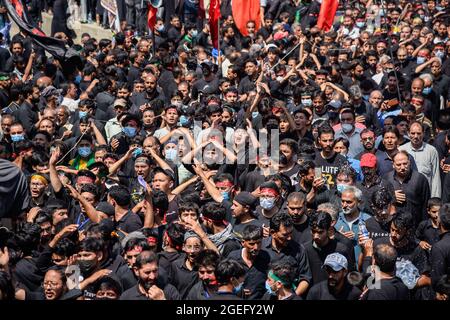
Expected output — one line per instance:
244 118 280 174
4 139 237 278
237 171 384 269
0 0 450 301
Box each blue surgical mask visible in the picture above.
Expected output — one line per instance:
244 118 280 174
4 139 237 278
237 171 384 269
11 134 25 142
123 126 137 137
74 74 82 85
179 115 190 126
132 147 143 158
341 123 354 134
265 281 276 295
78 146 92 158
191 30 198 37
422 87 432 95
79 111 88 119
301 98 312 106
435 51 445 59
416 57 426 65
356 22 365 28
252 111 259 119
156 25 165 32
260 197 276 210
165 148 178 162
232 281 243 295
336 184 347 194
221 191 230 201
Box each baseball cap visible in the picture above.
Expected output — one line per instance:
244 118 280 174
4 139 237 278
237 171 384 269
152 167 175 182
113 98 127 108
323 253 348 271
360 153 377 168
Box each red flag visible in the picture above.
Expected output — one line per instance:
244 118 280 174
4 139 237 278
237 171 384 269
147 4 158 31
232 0 261 37
317 0 339 31
209 0 221 49
11 0 23 17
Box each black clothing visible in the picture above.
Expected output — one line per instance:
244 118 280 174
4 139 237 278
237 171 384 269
385 170 431 227
361 277 410 300
228 249 271 300
307 280 362 300
120 282 180 300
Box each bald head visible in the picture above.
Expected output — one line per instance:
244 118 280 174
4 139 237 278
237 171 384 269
37 76 52 89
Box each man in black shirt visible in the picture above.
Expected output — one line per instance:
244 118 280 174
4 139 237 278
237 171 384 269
360 243 410 300
228 225 270 300
209 259 245 300
385 151 430 227
231 191 262 239
305 212 355 286
168 232 202 299
284 192 311 245
307 253 361 300
365 188 396 240
315 124 348 188
107 185 143 234
262 261 302 300
186 250 220 300
263 212 312 296
120 251 180 300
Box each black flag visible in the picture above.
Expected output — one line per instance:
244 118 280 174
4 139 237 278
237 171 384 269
5 0 80 66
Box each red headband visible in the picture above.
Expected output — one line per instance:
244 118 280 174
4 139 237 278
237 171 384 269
77 176 95 184
260 188 279 196
215 181 233 188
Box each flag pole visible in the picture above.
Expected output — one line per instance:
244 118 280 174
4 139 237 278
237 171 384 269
217 16 221 72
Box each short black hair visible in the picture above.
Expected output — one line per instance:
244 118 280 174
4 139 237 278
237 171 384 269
108 185 131 207
270 212 293 232
194 249 220 270
309 211 332 230
215 259 245 286
79 237 105 254
427 197 442 209
242 225 263 241
374 243 397 274
201 202 227 224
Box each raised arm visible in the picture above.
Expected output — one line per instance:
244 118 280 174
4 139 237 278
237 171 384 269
49 147 63 193
192 163 223 203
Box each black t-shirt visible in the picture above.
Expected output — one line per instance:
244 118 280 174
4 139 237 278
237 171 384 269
228 249 271 300
361 277 410 300
120 283 180 300
232 218 264 240
168 256 199 299
365 217 391 240
314 152 348 187
416 219 440 246
307 280 362 300
116 211 143 234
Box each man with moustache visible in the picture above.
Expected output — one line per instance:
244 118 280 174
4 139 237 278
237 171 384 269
120 251 180 300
